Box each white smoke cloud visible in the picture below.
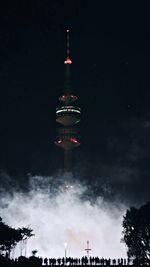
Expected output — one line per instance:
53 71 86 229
0 175 127 259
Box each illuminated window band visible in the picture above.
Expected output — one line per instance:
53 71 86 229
56 105 81 110
56 106 81 114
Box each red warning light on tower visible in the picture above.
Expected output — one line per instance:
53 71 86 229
64 57 72 64
70 137 78 144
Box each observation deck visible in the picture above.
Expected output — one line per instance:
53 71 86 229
56 105 81 126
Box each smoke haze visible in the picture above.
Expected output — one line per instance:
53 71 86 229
0 175 127 259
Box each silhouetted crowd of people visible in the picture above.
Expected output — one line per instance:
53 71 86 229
42 257 128 266
0 255 134 266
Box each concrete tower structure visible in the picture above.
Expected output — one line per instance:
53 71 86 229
55 30 81 173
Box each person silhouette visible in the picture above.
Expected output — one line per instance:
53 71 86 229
44 257 48 265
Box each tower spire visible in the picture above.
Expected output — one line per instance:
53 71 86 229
64 29 72 94
64 29 72 65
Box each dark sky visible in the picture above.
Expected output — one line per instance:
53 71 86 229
0 1 150 203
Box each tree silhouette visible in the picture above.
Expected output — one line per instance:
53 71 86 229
122 202 150 264
0 217 33 257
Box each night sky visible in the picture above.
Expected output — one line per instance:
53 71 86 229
0 1 150 203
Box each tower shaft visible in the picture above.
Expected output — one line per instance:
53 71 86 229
55 30 81 174
64 149 72 173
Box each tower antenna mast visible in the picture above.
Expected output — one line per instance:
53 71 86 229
64 29 72 65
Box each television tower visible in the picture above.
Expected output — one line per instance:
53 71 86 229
55 30 81 173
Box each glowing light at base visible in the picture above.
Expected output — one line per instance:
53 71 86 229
0 176 127 259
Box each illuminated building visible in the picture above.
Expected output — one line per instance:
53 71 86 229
55 30 81 173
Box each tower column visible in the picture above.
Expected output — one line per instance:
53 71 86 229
55 29 81 175
64 149 72 173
